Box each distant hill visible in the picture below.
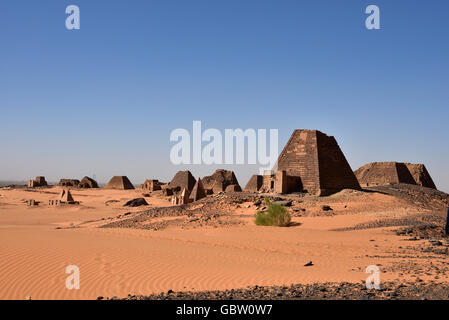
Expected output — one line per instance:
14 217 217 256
0 180 27 187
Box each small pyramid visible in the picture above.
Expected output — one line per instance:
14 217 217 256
189 178 206 202
244 174 263 192
58 179 80 187
35 176 47 186
59 189 74 203
105 176 135 190
79 176 99 188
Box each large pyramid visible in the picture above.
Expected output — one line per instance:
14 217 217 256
276 129 361 195
105 176 135 190
355 162 436 189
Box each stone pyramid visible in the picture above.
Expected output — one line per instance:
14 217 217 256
189 178 206 202
58 179 80 187
168 170 196 192
59 189 74 203
404 163 436 189
202 169 240 193
105 176 135 190
79 176 99 189
276 129 361 195
355 162 436 189
244 174 263 192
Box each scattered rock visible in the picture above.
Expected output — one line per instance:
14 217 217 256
429 239 443 246
118 281 449 300
275 200 292 207
105 200 120 206
124 198 148 207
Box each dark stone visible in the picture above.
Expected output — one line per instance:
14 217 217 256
275 200 292 207
124 198 148 207
429 239 443 246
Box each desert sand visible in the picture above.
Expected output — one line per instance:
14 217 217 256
0 185 448 300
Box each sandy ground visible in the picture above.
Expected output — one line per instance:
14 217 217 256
0 186 447 300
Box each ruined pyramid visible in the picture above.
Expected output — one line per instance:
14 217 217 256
202 169 240 193
78 176 99 189
355 162 436 189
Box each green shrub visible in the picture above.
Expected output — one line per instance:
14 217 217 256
255 198 291 227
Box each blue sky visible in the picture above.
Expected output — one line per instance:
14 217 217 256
1 0 448 191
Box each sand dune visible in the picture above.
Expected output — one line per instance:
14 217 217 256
0 223 399 300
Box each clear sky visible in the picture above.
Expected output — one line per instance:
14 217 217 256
1 0 448 192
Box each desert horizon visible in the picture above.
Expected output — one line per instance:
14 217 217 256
1 128 449 302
